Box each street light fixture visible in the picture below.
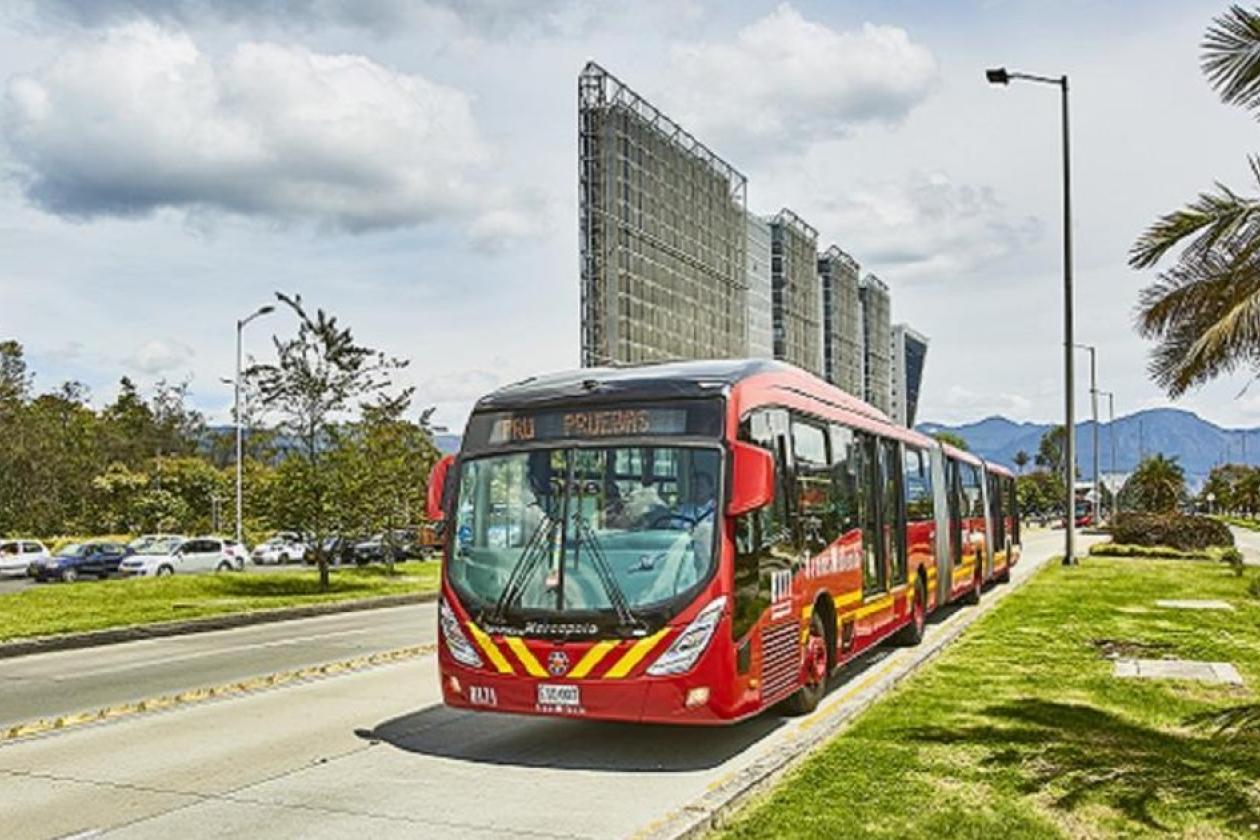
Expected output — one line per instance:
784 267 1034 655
235 304 275 545
1073 344 1100 528
986 65 1076 565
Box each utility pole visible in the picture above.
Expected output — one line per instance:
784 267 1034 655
1074 344 1099 526
235 304 275 545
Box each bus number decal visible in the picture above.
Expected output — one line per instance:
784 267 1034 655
770 569 793 619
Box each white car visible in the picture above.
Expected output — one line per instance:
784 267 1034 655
0 539 49 576
121 536 246 576
252 533 309 565
119 535 188 578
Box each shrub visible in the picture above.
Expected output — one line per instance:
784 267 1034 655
1220 547 1246 577
1089 543 1211 560
1110 512 1234 551
1250 575 1260 600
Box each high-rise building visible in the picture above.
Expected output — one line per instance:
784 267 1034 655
770 209 822 377
578 62 748 367
745 212 773 359
859 273 892 414
817 245 863 397
891 323 929 427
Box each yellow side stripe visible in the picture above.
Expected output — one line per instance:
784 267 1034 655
604 628 670 679
467 623 514 675
800 604 815 644
569 640 618 679
504 636 548 678
854 595 894 619
833 590 862 610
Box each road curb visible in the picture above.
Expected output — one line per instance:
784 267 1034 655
0 643 437 745
0 591 438 660
638 558 1050 840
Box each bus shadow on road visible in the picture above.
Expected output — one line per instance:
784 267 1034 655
358 704 788 772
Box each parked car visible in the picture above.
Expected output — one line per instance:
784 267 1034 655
30 541 132 582
172 536 247 573
252 532 309 565
118 535 189 577
0 539 49 577
353 529 421 564
307 535 363 566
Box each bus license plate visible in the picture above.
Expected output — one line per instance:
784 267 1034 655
537 684 581 707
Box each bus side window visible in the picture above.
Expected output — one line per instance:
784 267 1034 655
853 431 884 595
1007 477 1020 543
791 416 831 555
828 424 862 541
881 439 907 587
903 446 933 522
732 408 792 640
990 473 1006 546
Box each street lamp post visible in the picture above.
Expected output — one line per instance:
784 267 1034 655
235 305 275 545
987 66 1076 565
1098 389 1116 518
1074 344 1100 528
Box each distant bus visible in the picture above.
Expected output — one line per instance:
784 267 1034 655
427 360 1020 724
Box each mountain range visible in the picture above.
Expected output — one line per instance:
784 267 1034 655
917 408 1260 488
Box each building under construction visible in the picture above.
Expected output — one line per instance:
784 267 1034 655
579 62 748 367
770 209 822 378
745 212 773 359
859 273 892 414
817 245 863 398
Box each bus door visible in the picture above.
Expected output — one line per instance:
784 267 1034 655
946 458 964 597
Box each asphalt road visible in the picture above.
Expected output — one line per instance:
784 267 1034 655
1229 525 1260 565
0 604 434 730
0 528 1084 840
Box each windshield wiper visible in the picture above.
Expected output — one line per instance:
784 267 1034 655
570 513 646 634
490 509 560 625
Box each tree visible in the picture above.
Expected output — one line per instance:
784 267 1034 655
932 431 969 451
1034 425 1075 478
1120 454 1187 513
1013 450 1031 474
1131 6 1260 396
1017 469 1063 518
247 292 408 589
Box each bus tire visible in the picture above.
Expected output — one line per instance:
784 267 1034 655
783 612 828 716
963 566 982 605
896 575 927 646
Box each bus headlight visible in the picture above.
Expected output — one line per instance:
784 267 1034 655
646 596 726 676
440 599 484 669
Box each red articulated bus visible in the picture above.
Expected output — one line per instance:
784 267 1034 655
427 360 1021 724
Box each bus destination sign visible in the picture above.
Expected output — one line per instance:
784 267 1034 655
465 401 721 450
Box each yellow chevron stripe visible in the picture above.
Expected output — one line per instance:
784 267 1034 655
800 604 815 645
604 628 670 679
568 640 617 679
466 623 514 675
504 636 548 678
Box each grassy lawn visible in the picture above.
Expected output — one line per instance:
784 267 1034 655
719 557 1260 838
0 562 441 642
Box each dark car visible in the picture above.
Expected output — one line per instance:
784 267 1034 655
353 530 419 565
30 541 132 582
307 535 363 566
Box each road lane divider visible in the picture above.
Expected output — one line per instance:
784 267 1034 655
0 643 437 745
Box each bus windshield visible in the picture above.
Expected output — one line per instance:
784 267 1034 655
449 445 720 631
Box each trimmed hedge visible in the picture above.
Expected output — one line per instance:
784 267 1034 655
1088 542 1213 560
1110 512 1234 551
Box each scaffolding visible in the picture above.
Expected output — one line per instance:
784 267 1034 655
579 62 748 367
817 245 862 397
770 208 821 377
859 273 892 413
745 212 773 358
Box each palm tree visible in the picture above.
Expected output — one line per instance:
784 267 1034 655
1120 454 1187 513
1013 450 1031 474
1131 6 1260 396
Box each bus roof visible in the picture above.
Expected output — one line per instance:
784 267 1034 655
475 359 792 412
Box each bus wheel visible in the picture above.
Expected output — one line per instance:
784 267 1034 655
964 567 982 605
897 577 927 646
783 612 828 716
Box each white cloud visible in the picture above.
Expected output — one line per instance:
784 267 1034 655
126 338 195 374
1 23 510 232
803 170 1042 283
415 368 501 405
666 4 938 153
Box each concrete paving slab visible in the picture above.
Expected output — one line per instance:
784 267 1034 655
1113 658 1245 685
1155 599 1235 611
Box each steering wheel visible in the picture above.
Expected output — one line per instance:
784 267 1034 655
648 510 697 529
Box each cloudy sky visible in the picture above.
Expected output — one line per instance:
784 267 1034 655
0 0 1256 432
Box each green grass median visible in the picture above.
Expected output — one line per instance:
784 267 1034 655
719 557 1260 838
0 562 441 642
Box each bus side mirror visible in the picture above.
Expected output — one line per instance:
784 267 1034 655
427 454 455 521
728 441 775 516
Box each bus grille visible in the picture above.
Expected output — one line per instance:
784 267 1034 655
760 621 801 702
